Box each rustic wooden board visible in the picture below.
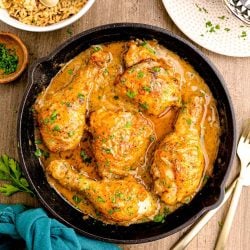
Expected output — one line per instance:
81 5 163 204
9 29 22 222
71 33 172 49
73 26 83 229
0 0 249 249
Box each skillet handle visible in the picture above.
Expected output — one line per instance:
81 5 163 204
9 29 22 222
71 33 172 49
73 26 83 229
171 178 238 250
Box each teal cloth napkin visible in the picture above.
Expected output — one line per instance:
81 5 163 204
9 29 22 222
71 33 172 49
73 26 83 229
0 204 120 250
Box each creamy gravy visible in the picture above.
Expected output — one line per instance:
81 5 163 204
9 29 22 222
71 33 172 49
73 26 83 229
35 41 220 224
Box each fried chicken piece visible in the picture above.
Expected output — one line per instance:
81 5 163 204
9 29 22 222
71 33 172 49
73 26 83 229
116 60 181 116
90 109 154 178
47 160 159 224
35 50 111 152
151 95 205 205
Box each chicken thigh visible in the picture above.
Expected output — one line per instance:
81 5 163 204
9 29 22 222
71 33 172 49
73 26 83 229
47 160 159 224
90 109 154 178
116 58 181 116
151 95 205 205
35 49 110 152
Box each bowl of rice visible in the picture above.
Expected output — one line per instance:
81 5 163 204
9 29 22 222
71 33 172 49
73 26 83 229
0 0 96 32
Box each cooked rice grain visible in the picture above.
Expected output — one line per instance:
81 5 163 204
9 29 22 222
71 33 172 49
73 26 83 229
2 0 88 26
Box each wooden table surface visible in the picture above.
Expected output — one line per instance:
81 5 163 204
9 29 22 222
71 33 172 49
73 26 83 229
0 0 249 249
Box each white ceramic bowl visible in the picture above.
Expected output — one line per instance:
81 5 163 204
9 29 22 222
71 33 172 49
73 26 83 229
0 0 95 32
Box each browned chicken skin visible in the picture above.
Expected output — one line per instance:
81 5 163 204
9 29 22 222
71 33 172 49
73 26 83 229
116 41 181 116
47 160 159 224
35 50 111 152
90 109 154 178
151 95 205 205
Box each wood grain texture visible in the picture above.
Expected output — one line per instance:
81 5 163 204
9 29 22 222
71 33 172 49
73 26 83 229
0 0 249 249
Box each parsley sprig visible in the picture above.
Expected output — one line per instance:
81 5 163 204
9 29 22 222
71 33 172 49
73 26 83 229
0 154 34 196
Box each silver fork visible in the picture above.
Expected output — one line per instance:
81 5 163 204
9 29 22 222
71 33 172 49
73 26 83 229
215 119 250 249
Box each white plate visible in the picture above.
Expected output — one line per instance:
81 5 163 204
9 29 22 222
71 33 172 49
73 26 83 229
162 0 250 57
0 0 95 32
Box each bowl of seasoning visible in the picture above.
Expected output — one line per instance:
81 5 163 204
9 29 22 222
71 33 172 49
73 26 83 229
0 32 28 84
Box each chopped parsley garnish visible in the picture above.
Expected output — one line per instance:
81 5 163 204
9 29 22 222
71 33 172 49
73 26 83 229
35 139 42 145
0 43 18 75
143 86 151 92
152 66 161 72
34 148 42 157
149 135 155 142
186 118 192 125
224 28 230 32
50 110 58 123
239 31 247 38
153 214 165 223
126 90 137 99
137 71 144 78
66 27 73 36
139 102 149 110
80 150 92 164
34 148 49 159
103 68 109 76
78 93 85 100
120 78 126 83
102 148 112 154
125 121 132 128
68 69 73 75
68 131 75 137
93 46 101 52
97 196 105 203
141 41 156 54
53 125 61 132
72 195 82 204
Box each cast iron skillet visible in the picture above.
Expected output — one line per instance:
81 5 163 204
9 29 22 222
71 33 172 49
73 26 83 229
17 23 236 244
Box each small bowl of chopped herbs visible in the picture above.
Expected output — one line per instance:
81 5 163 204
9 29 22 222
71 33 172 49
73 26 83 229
0 32 28 84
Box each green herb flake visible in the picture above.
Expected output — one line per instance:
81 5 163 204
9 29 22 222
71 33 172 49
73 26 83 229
97 196 105 203
34 149 42 157
68 131 75 137
66 27 73 36
218 15 225 20
139 102 149 110
103 68 109 76
152 66 161 72
218 221 223 228
143 86 151 92
120 78 126 83
125 121 132 128
102 148 112 154
215 24 220 30
153 214 165 223
224 28 230 32
35 139 42 145
105 160 110 167
68 69 73 75
239 31 247 38
186 118 192 125
149 135 156 142
53 125 61 132
93 46 101 52
0 43 18 75
78 93 85 100
50 110 58 123
203 174 210 183
137 71 144 78
205 21 212 28
126 90 137 99
80 150 92 164
72 195 82 204
195 3 202 12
